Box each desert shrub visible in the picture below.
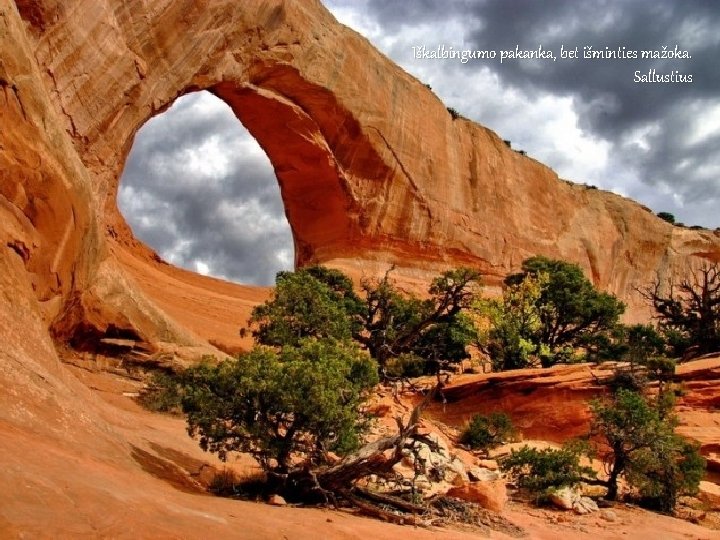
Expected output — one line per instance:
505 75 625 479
657 211 675 224
360 267 481 372
507 257 624 367
138 371 186 413
627 435 705 513
384 353 426 378
500 443 595 496
590 388 704 510
478 256 625 369
182 339 378 471
208 468 241 496
605 368 648 394
250 266 481 375
624 324 666 366
249 267 363 348
460 412 516 452
475 272 546 371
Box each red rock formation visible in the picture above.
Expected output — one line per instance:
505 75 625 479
429 358 720 452
429 364 604 442
2 0 720 350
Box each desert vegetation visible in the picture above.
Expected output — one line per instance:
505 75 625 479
501 380 704 513
138 258 717 519
475 256 625 369
140 266 493 520
248 265 481 377
476 257 720 370
460 412 517 454
500 442 595 500
640 263 720 357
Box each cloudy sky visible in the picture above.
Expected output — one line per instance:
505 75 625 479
119 0 720 285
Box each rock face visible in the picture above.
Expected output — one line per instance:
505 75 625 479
1 0 720 536
2 0 720 353
447 478 508 513
428 358 720 465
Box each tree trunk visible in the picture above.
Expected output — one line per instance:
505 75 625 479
606 454 624 501
318 383 440 493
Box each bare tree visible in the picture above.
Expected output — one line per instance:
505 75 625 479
641 263 720 357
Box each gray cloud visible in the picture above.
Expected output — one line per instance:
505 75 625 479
459 0 720 215
119 92 293 286
330 0 720 227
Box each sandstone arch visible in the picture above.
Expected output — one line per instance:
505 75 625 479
3 0 720 353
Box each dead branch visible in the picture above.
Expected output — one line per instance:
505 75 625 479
340 489 430 527
351 485 427 514
318 383 443 492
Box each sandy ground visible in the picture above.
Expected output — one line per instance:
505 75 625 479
3 362 714 540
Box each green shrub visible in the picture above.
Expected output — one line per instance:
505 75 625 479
182 339 378 471
360 267 481 372
478 256 625 369
384 353 426 378
627 436 705 513
251 265 481 375
138 371 185 413
657 211 675 224
590 388 705 510
460 412 516 452
249 267 362 348
605 368 647 394
500 443 595 496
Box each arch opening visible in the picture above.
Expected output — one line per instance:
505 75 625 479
95 70 377 352
118 90 294 286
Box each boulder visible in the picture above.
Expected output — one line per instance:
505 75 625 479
600 509 618 522
468 467 501 482
549 487 599 515
268 494 287 506
447 479 508 513
698 481 720 510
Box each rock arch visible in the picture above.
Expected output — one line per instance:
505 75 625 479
2 0 720 353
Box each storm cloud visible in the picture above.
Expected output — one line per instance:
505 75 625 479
331 0 720 223
118 92 293 285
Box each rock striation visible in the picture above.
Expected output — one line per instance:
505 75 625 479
429 358 720 452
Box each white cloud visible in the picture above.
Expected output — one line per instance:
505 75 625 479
194 260 211 276
688 103 720 147
118 91 294 285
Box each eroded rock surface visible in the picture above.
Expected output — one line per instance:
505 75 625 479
3 0 720 350
429 358 720 457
